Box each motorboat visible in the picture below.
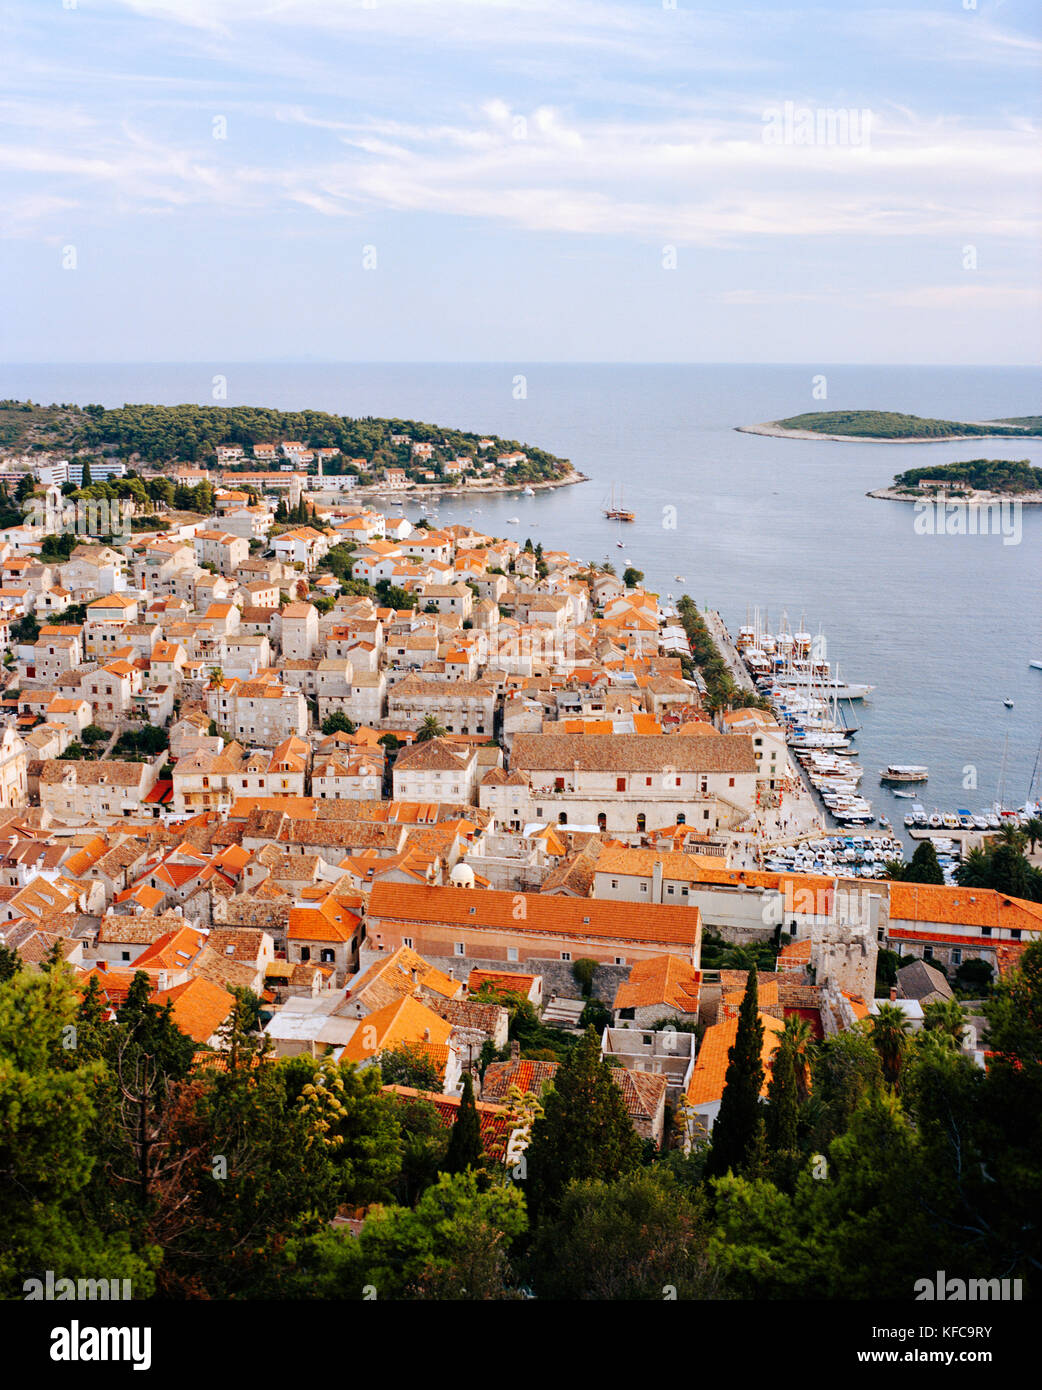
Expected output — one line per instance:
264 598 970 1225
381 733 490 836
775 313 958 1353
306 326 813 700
880 764 928 783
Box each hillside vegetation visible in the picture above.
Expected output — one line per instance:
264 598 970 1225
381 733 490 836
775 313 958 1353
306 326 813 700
774 410 1042 440
892 458 1042 494
0 400 573 483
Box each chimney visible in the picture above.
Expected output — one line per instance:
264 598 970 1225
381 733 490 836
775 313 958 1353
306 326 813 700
510 1039 520 1061
652 859 663 904
422 1028 431 1042
889 985 897 1002
410 967 418 985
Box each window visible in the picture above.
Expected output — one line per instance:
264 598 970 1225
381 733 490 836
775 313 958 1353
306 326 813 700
951 948 962 966
728 777 735 787
615 956 624 965
667 884 675 895
610 878 618 889
320 948 335 963
454 942 465 956
300 946 311 962
507 947 518 962
402 937 413 949
616 777 626 791
560 951 571 961
639 880 648 892
923 946 933 960
1011 929 1022 941
645 777 652 787
703 809 710 820
681 886 689 896
121 950 130 961
981 926 992 937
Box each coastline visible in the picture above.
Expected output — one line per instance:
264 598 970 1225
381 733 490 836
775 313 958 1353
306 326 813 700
324 471 588 502
736 422 1037 444
866 486 1042 505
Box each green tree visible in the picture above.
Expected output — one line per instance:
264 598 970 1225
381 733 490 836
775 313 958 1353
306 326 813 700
571 957 597 998
528 1169 719 1299
870 1002 910 1091
321 711 356 736
622 566 644 588
704 966 767 1180
415 714 447 743
0 970 159 1298
902 840 945 884
81 458 93 488
285 1169 526 1299
443 1071 483 1173
378 1044 442 1093
524 1027 642 1217
765 1033 800 1188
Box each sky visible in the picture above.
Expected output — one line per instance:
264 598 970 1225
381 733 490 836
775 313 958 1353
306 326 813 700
1 0 1040 365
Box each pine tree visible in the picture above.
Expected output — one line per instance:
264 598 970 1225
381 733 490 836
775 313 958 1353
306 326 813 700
524 1027 642 1217
80 458 93 488
705 965 766 1179
444 1072 483 1173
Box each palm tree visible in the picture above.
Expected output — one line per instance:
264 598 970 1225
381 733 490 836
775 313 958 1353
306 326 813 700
955 846 991 888
207 665 224 689
922 997 966 1049
1023 817 1042 855
870 1002 910 1090
997 823 1027 853
781 1014 814 1103
415 714 447 743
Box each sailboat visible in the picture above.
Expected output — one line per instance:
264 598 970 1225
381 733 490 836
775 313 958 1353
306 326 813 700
603 483 635 522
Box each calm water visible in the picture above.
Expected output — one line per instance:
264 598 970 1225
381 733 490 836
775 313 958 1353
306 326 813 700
5 362 1041 841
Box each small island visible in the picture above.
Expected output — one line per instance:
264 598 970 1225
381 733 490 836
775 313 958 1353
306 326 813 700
867 457 1042 504
738 409 1042 442
0 399 580 494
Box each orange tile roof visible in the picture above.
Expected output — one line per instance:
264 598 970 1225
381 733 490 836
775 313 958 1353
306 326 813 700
613 954 701 1012
287 896 361 942
686 1011 785 1107
367 882 700 948
151 977 235 1043
341 995 452 1064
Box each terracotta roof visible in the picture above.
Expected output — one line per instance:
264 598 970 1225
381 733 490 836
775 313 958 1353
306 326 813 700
510 732 756 774
341 995 453 1064
151 977 235 1043
368 882 701 947
613 954 702 1012
686 1011 785 1107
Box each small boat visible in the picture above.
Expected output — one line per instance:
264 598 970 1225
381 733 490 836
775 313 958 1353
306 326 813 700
880 764 929 783
675 575 686 581
1004 698 1014 708
522 486 535 496
616 541 625 548
1030 660 1042 671
892 789 916 799
506 516 520 524
928 813 943 829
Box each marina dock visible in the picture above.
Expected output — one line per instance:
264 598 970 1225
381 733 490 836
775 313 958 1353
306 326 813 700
704 609 759 694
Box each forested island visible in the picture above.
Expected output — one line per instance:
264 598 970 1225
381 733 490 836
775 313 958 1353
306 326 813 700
0 400 576 488
869 457 1042 503
738 409 1042 442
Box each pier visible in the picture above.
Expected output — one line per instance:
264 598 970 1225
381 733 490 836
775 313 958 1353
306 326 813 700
703 609 759 695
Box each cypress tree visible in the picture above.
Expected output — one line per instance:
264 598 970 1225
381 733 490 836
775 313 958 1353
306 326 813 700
524 1027 642 1218
765 1035 800 1189
444 1071 483 1173
705 965 766 1179
81 458 92 488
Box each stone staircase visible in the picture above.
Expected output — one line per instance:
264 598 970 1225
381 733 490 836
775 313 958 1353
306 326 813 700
542 995 586 1027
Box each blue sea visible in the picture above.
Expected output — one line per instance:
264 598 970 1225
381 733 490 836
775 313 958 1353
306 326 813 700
4 361 1040 843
